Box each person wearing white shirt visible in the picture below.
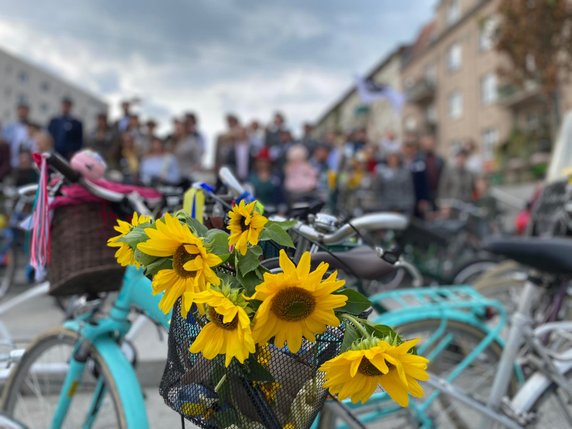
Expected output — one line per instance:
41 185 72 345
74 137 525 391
2 103 35 168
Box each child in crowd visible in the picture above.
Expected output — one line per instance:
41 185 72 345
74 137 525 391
283 144 317 205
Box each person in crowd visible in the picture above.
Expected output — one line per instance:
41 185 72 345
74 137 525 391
48 97 83 160
167 118 187 151
111 133 140 184
87 112 115 162
126 114 146 155
438 147 475 204
13 151 39 187
402 139 431 218
374 148 415 215
215 114 243 175
0 140 11 181
141 119 158 155
310 142 331 203
33 131 54 154
116 100 132 133
300 122 319 157
419 133 445 209
247 120 265 158
270 130 294 173
184 112 207 163
248 147 286 212
283 144 317 205
2 103 35 169
225 126 251 182
140 136 181 186
465 139 483 176
345 128 368 156
380 130 401 156
265 112 287 150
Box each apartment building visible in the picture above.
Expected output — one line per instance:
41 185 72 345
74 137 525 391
314 46 407 144
0 47 107 132
402 0 572 174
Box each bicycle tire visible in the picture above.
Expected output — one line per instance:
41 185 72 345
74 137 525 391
0 247 17 299
358 318 512 429
529 367 572 427
1 328 127 429
452 258 499 285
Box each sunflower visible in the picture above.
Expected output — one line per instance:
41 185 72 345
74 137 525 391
381 339 430 407
251 250 347 353
320 338 429 406
107 212 151 267
137 213 221 315
189 288 256 367
227 200 268 255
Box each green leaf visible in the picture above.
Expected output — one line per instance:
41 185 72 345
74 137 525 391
272 219 297 230
119 226 149 248
185 217 209 237
250 245 263 257
145 257 173 277
259 223 294 248
336 289 372 315
237 250 260 276
341 321 360 352
245 358 274 382
133 248 158 267
236 270 262 295
204 229 230 263
363 320 397 340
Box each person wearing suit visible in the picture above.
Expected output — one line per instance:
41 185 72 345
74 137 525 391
48 97 83 160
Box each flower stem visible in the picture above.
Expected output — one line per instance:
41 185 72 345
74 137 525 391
341 314 369 338
214 373 227 393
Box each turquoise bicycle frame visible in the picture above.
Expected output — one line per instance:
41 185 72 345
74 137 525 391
50 266 170 429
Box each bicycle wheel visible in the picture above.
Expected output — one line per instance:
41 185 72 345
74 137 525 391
357 318 510 428
530 368 572 427
1 328 127 429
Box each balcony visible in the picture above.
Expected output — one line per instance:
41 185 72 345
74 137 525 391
498 82 542 108
405 78 436 104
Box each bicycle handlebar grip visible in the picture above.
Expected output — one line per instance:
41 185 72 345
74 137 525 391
44 152 81 183
218 167 245 197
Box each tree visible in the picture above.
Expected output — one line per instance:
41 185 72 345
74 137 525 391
495 0 572 135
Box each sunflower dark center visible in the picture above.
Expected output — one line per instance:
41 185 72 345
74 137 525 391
239 215 248 230
209 307 239 330
270 287 316 321
358 357 382 377
173 245 198 278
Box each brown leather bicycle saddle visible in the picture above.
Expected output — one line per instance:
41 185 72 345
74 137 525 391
311 246 396 281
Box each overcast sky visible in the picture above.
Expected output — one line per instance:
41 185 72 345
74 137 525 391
0 0 434 139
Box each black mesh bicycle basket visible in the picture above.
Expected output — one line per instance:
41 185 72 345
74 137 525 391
160 299 343 429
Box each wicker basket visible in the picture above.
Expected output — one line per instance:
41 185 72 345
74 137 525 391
48 202 125 296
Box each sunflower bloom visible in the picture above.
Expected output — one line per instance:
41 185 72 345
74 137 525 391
107 212 151 267
252 250 347 353
189 289 256 367
227 200 268 255
137 213 221 315
320 339 429 406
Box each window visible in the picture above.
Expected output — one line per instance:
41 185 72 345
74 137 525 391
447 43 462 72
449 91 463 119
40 102 49 113
426 103 437 124
18 71 28 83
481 73 497 105
40 81 50 92
447 0 460 25
479 17 496 51
482 128 499 161
17 94 28 105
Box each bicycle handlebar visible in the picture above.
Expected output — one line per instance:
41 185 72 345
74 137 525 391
293 212 409 245
44 152 81 183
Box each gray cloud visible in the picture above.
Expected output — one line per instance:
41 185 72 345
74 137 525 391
0 0 435 137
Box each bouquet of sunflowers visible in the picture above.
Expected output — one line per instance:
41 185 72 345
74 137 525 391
108 200 429 429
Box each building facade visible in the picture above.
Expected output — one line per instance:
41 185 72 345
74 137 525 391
314 46 407 145
0 48 107 132
402 0 572 177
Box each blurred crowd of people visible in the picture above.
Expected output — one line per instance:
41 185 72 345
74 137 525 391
0 98 492 218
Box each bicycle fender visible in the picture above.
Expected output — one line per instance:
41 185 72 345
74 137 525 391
92 336 149 429
510 348 572 415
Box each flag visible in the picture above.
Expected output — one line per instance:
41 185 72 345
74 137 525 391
354 75 405 112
